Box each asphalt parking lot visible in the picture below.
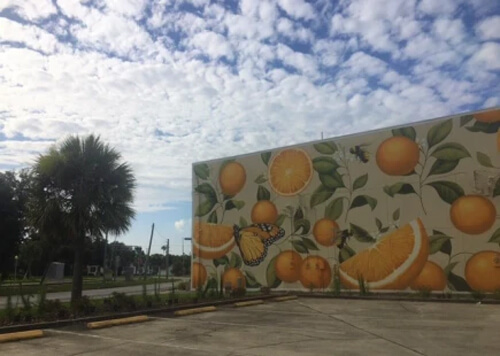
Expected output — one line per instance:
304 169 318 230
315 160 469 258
2 297 499 356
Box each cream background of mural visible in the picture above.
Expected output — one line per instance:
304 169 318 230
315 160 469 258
192 108 500 292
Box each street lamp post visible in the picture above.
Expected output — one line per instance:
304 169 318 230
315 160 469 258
182 237 192 276
14 255 19 282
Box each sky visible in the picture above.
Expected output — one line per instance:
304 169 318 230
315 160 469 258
1 0 499 255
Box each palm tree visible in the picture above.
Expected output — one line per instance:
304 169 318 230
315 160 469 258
30 135 136 305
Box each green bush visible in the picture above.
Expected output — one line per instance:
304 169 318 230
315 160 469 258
102 292 136 312
72 296 96 316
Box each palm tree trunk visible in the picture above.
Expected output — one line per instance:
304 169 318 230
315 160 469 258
71 233 85 306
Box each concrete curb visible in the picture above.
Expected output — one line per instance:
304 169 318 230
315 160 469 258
174 306 216 316
0 330 44 343
272 295 298 302
234 299 264 307
87 315 149 329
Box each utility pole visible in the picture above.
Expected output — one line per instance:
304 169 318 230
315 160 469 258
165 239 170 282
143 223 155 279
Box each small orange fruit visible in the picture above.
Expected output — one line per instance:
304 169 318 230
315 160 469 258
376 136 420 176
313 218 340 247
222 268 246 290
410 261 446 291
219 162 246 196
192 262 207 289
193 222 235 260
251 200 278 224
450 195 496 235
339 219 429 290
268 148 313 196
275 250 303 283
465 251 500 292
474 109 500 123
299 256 332 289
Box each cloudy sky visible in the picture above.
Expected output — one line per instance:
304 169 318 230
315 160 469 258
1 0 499 254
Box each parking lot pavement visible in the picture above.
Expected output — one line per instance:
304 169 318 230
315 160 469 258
3 298 500 355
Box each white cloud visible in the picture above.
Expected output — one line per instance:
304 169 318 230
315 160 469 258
468 42 500 71
190 31 234 60
418 0 460 16
277 0 315 20
174 219 190 232
0 0 56 21
476 16 500 40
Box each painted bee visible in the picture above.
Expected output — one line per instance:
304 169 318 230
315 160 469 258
349 145 370 163
336 229 353 249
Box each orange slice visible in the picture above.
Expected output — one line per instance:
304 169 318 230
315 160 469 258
268 148 313 196
193 222 235 260
339 219 429 290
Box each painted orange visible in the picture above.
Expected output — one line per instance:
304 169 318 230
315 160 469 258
376 136 420 176
193 222 235 260
251 200 278 224
410 261 447 291
465 251 500 292
219 162 246 196
275 250 303 283
299 256 332 289
191 262 207 289
450 195 496 235
223 268 246 290
474 109 500 123
268 148 313 196
313 219 340 247
340 219 429 290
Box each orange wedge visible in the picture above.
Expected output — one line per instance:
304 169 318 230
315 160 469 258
193 222 235 259
339 219 429 290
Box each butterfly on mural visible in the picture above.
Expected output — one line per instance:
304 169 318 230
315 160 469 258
233 224 285 266
349 144 370 163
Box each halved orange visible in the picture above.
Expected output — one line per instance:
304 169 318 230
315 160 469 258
268 148 313 196
474 109 500 123
193 222 235 260
339 219 429 290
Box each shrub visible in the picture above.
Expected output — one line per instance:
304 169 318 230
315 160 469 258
102 292 136 312
72 296 96 316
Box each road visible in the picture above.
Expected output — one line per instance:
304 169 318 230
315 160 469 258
0 280 188 308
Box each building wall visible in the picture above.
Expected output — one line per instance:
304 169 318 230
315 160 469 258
191 108 500 293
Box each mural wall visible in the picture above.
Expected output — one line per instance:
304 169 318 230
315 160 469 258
191 108 500 293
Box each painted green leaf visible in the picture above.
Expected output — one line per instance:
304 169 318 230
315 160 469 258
310 185 335 208
266 255 282 288
392 126 416 141
292 240 308 253
294 219 311 235
350 223 375 243
380 226 389 233
196 199 216 217
207 210 218 223
239 217 248 228
301 237 319 251
195 183 217 198
350 195 377 211
488 228 500 244
339 245 356 263
257 185 271 201
448 272 471 292
319 171 344 189
494 178 500 197
426 181 464 204
294 207 304 220
383 182 416 197
476 152 494 168
431 142 470 161
325 197 343 221
193 163 209 180
313 141 338 154
392 208 400 221
254 174 267 184
466 121 500 134
429 234 452 255
229 252 242 269
275 214 286 227
353 174 368 190
312 156 340 174
261 152 271 166
432 230 452 255
427 119 452 148
460 115 473 127
225 200 245 211
245 270 261 288
428 159 459 176
213 255 229 267
375 218 383 231
444 261 458 276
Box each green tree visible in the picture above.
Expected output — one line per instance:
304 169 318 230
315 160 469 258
30 135 136 305
0 171 23 279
